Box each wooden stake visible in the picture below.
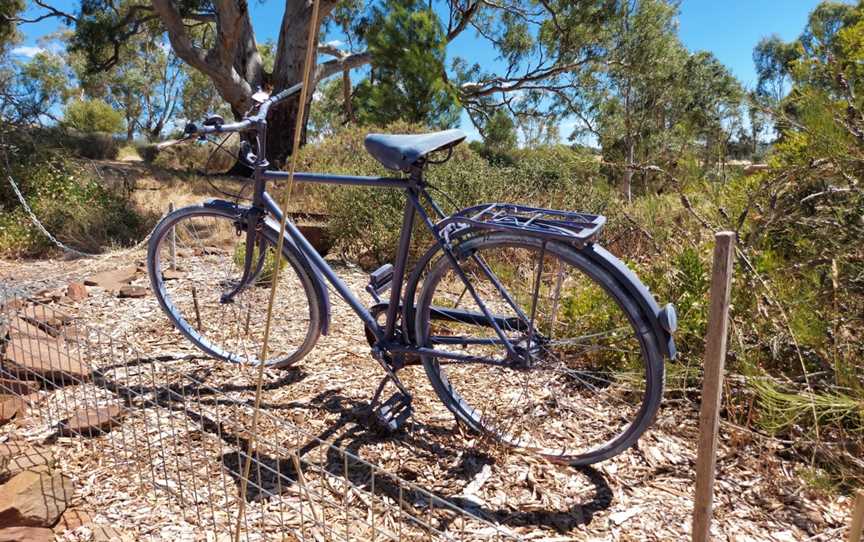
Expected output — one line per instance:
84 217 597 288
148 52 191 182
168 202 176 270
850 491 864 542
692 231 736 542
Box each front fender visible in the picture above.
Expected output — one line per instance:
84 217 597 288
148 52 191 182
202 200 330 335
583 244 677 359
262 217 331 336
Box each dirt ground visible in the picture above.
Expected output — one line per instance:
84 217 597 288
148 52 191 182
0 247 857 542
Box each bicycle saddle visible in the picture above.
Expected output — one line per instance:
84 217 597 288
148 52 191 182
364 129 467 172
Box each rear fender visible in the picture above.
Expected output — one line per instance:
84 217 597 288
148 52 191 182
583 244 677 360
403 225 676 359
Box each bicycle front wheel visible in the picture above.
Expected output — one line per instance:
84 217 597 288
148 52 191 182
414 233 664 465
147 204 321 367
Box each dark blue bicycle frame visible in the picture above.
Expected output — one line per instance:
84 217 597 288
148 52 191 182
186 83 676 370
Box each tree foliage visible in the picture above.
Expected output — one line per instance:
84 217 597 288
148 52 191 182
63 97 125 133
353 0 459 128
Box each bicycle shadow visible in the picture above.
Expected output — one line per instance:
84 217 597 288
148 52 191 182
91 363 612 535
216 388 613 534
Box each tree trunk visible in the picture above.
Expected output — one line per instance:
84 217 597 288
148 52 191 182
621 138 634 203
265 0 319 166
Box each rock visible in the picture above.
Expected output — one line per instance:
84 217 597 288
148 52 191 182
53 508 93 533
0 298 25 313
0 378 39 396
0 470 74 527
0 396 26 425
117 286 147 299
0 444 53 478
83 266 139 290
297 223 333 256
161 268 185 281
27 289 62 305
18 305 72 335
194 246 227 256
65 283 87 302
91 524 133 541
0 527 55 542
1 319 91 384
61 405 125 436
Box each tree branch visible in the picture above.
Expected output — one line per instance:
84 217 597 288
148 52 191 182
315 51 372 82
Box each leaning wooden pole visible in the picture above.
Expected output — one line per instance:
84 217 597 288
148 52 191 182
233 1 321 540
692 231 736 542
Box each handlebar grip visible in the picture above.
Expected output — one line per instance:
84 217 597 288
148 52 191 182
185 119 252 136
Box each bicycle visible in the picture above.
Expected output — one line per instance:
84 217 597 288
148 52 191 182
146 83 678 466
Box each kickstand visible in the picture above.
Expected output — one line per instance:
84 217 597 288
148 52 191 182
368 375 414 434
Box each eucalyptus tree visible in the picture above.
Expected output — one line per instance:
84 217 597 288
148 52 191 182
15 0 622 165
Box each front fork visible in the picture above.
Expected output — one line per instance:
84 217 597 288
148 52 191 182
220 206 267 304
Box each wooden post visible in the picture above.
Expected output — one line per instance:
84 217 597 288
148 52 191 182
168 202 176 270
692 231 736 542
850 491 864 542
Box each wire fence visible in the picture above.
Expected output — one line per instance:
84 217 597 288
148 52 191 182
0 283 523 541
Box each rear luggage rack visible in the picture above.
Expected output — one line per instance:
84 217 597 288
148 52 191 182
439 203 605 247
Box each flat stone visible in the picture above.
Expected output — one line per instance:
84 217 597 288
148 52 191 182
65 283 87 302
91 524 133 541
0 470 74 527
18 305 73 335
27 289 62 304
1 319 90 384
161 268 185 281
53 507 93 533
0 298 25 313
83 266 138 290
0 444 53 478
0 378 39 396
0 527 55 542
61 405 125 436
117 286 147 299
0 396 26 425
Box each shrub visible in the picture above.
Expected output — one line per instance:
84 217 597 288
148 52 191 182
153 138 240 172
136 142 160 163
294 122 605 267
65 131 120 160
62 98 125 134
0 141 149 256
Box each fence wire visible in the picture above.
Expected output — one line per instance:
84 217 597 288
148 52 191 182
0 283 523 541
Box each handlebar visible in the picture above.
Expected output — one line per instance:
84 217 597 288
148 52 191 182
183 81 304 137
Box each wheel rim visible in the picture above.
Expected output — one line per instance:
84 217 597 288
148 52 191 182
149 209 316 366
417 236 658 462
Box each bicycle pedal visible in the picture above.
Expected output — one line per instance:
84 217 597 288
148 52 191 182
372 392 413 434
366 263 393 302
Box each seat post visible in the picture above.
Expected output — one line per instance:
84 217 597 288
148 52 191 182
382 169 423 342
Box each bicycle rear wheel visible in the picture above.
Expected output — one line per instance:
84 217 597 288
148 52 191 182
147 204 321 367
414 233 664 465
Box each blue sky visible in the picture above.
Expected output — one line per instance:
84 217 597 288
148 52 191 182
12 0 826 138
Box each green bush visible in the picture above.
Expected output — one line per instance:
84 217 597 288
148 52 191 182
0 136 148 256
62 98 125 134
136 142 160 163
65 131 120 160
294 122 605 267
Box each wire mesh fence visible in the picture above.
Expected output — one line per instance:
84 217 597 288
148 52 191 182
0 283 523 541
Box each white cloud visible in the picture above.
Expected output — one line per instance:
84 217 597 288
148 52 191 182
11 46 45 58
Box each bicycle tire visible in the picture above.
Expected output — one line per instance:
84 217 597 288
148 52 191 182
147 204 321 367
414 233 664 465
